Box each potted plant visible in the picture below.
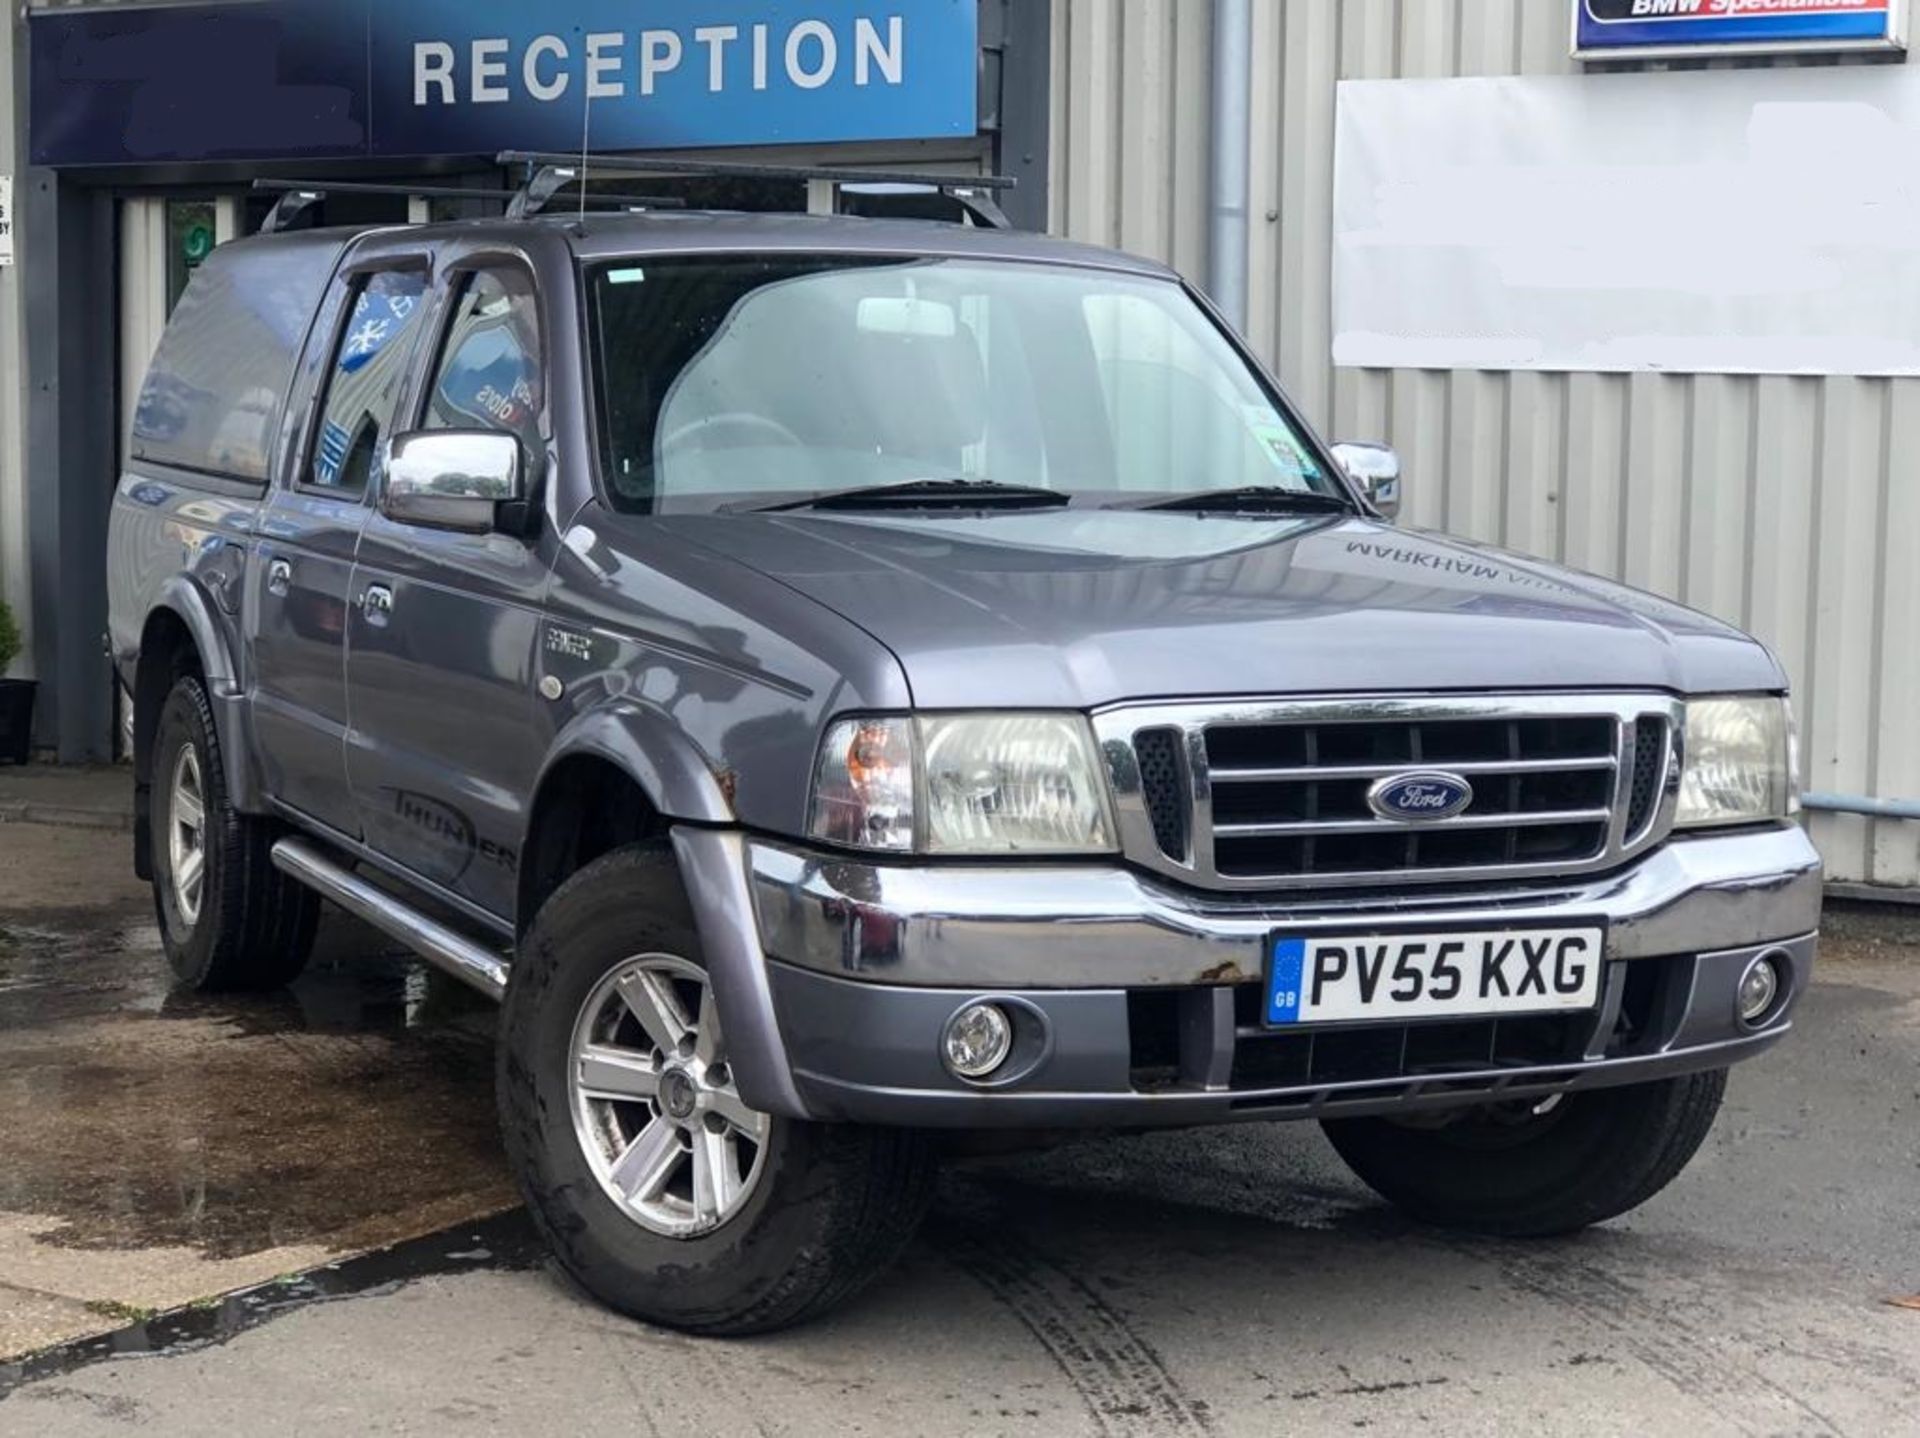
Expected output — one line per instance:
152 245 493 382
0 598 32 766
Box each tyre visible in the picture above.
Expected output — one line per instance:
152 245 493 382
499 845 938 1336
1321 1070 1727 1237
150 673 319 991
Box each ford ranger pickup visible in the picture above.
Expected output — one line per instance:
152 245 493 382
107 180 1820 1334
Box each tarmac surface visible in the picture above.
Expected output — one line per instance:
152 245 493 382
1 807 1917 1436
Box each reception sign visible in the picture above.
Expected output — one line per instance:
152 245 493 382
30 1 978 166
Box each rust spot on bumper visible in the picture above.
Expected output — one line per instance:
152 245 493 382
1195 961 1250 985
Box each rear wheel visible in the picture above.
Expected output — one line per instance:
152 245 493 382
149 674 318 991
499 846 937 1335
1321 1070 1727 1237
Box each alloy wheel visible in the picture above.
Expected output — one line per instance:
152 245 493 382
168 743 208 926
567 954 772 1238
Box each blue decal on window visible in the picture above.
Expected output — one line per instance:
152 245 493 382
339 286 421 374
314 419 351 487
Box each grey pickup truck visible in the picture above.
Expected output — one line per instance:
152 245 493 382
108 166 1821 1335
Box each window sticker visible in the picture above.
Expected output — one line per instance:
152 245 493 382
1248 419 1322 480
339 284 419 374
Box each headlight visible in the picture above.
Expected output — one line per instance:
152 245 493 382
808 713 1117 855
1675 695 1793 828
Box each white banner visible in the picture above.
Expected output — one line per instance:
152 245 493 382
1333 67 1920 375
0 177 12 268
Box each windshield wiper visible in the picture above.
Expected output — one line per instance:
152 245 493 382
730 478 1072 514
1114 486 1354 516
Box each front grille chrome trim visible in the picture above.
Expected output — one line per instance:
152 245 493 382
1213 808 1613 839
1094 693 1684 892
1209 754 1618 783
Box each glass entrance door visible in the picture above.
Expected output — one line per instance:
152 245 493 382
114 195 241 755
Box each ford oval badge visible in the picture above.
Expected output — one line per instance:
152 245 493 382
1367 771 1474 823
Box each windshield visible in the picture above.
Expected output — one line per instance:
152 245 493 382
587 254 1341 513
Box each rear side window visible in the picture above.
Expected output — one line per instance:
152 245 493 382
421 269 543 456
132 241 336 483
308 270 429 493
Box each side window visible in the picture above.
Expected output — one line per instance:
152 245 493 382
310 269 430 493
422 269 543 456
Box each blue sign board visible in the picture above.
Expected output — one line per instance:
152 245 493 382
1574 0 1904 57
30 1 978 166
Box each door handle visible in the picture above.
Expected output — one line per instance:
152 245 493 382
266 558 292 597
361 584 394 626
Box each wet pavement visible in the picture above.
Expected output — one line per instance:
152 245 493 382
1 816 1918 1435
0 820 515 1358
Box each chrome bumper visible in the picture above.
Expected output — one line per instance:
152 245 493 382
674 825 1820 1126
744 825 1822 989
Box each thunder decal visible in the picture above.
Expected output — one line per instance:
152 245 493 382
389 788 517 884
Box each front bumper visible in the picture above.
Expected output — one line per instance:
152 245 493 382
675 825 1821 1127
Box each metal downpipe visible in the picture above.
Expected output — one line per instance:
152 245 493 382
1802 792 1920 822
1209 0 1252 332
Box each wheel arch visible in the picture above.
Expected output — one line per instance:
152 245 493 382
516 705 737 936
131 587 242 880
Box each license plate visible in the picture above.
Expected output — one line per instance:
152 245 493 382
1265 926 1605 1026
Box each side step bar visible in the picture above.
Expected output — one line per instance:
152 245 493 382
270 838 510 1001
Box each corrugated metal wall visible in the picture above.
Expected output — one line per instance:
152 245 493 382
1049 0 1919 890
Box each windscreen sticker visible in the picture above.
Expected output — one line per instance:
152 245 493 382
1249 422 1322 480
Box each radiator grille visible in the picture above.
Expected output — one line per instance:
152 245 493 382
1623 715 1669 841
1133 727 1189 860
1103 696 1678 892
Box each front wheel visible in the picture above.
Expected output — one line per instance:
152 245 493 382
1321 1070 1728 1237
499 846 937 1335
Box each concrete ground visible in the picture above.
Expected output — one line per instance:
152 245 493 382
0 766 134 832
1 815 1917 1436
0 815 513 1361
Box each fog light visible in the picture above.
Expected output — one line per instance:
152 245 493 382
943 1002 1013 1079
1737 953 1784 1025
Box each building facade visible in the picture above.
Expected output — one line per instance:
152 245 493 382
2 0 1915 891
1047 0 1916 894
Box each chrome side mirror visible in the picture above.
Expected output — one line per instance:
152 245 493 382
1330 441 1402 521
384 430 526 535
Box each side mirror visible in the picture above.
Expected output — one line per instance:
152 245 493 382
384 430 527 535
1330 441 1402 521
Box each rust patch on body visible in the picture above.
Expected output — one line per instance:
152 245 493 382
1194 961 1249 985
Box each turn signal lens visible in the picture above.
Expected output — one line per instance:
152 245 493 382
809 717 915 851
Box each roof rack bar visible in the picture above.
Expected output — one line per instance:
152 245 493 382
251 178 685 231
257 178 525 204
497 150 1017 191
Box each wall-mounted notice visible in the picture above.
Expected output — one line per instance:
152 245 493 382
1334 67 1920 376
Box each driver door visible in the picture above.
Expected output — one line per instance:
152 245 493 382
344 258 554 921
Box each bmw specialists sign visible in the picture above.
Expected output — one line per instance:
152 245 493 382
30 0 978 166
1574 0 1907 58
